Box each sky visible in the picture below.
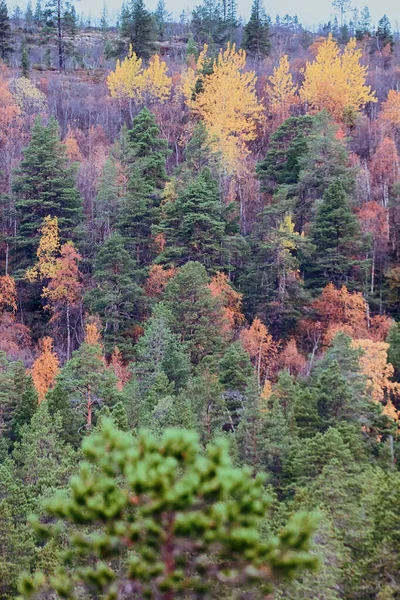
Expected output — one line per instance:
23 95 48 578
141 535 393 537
7 0 400 30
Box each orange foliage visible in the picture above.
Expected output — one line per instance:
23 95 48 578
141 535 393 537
0 275 17 312
240 317 279 384
280 338 307 376
64 127 83 162
370 137 400 205
0 313 32 362
31 337 59 403
358 201 389 241
0 70 20 147
312 283 368 340
85 319 102 346
144 264 176 298
208 272 245 331
352 339 400 414
110 346 129 391
44 242 82 307
380 89 400 130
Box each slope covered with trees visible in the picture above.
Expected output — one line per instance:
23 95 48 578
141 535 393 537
1 0 400 598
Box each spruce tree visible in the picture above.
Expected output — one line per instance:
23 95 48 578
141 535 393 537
0 0 12 60
242 0 271 59
85 233 144 356
121 0 155 58
13 117 81 268
192 0 225 45
118 108 170 271
133 304 191 394
163 261 229 364
156 168 228 272
305 181 364 290
376 14 393 50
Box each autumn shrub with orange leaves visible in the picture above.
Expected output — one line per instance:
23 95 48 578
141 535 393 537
31 337 59 402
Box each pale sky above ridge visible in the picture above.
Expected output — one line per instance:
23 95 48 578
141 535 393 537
6 0 400 31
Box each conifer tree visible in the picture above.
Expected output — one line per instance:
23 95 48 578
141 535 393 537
13 117 81 268
163 261 229 364
0 0 12 60
121 0 155 58
118 108 170 271
376 14 393 50
242 0 271 59
133 304 191 394
86 233 144 356
305 181 364 290
157 168 228 272
19 420 317 599
192 0 225 45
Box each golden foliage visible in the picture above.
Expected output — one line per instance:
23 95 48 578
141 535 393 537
110 346 129 391
43 242 82 307
208 272 245 331
280 338 307 376
107 47 172 104
31 337 59 403
187 43 264 174
352 339 400 418
266 55 298 123
240 317 278 384
25 215 60 282
380 89 400 129
64 127 83 162
0 275 17 313
85 319 102 346
180 45 208 102
300 34 376 121
144 264 177 298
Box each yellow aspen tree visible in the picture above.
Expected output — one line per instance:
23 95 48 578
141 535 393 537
142 54 172 103
240 317 278 385
25 215 60 282
107 49 171 105
106 46 144 100
0 275 17 312
266 55 298 123
189 43 264 174
300 34 376 122
352 338 400 422
31 337 60 403
180 45 208 104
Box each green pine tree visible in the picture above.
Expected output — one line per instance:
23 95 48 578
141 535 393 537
121 0 155 58
156 168 228 272
19 420 318 598
0 0 12 60
118 108 170 271
85 233 144 357
305 181 365 290
13 117 81 268
242 0 271 59
376 14 393 50
163 261 229 364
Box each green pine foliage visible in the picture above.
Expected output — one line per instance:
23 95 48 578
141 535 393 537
19 420 318 599
13 117 81 267
120 0 155 58
0 0 12 60
242 0 271 58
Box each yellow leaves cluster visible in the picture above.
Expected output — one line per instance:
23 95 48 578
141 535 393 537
107 48 172 104
0 275 17 313
266 55 298 123
11 77 47 114
352 338 400 421
240 317 278 385
300 34 376 121
180 45 208 103
31 336 59 403
26 215 61 282
380 89 400 129
187 43 264 174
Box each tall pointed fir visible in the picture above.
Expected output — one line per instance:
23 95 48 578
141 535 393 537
121 0 155 58
85 233 144 357
118 108 170 273
13 117 81 269
304 181 365 291
242 0 271 59
156 168 228 273
0 0 12 60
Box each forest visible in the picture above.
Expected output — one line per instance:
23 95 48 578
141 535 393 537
1 0 400 597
